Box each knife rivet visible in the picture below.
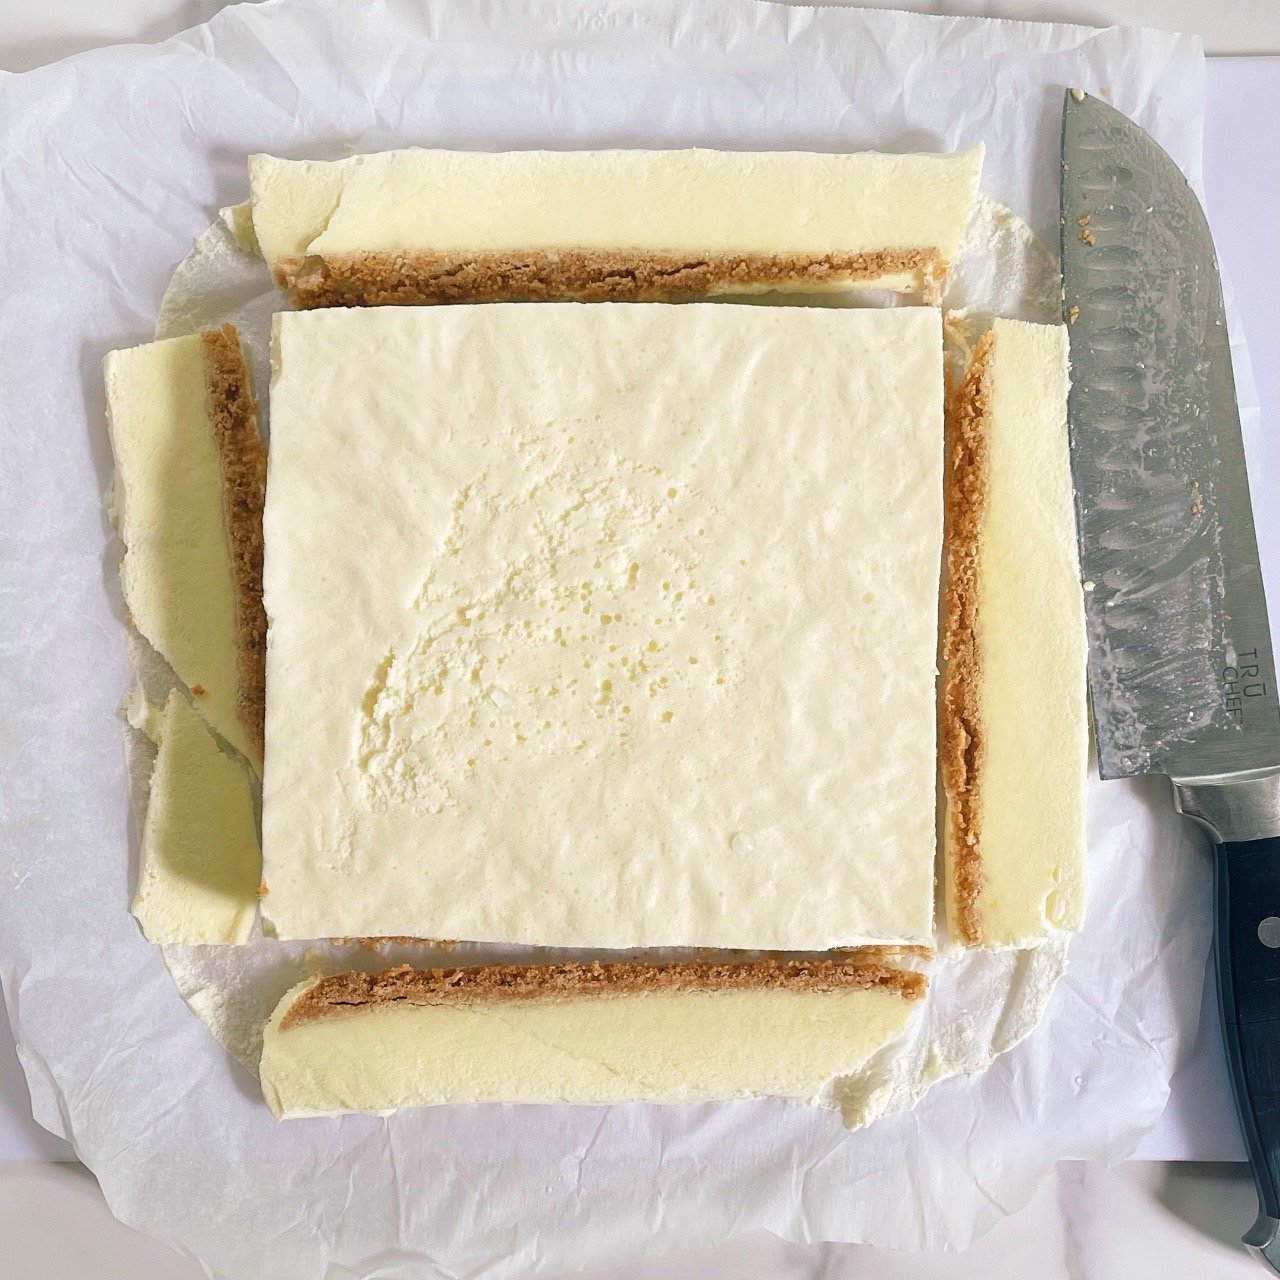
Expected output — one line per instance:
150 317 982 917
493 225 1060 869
1258 917 1280 949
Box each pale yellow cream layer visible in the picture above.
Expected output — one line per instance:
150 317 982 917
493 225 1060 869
219 201 261 256
260 981 915 1118
123 682 165 742
971 318 1088 947
247 146 982 280
104 335 254 764
262 304 943 948
132 690 259 945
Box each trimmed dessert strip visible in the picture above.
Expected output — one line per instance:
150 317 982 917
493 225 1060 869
132 690 260 945
104 326 266 768
941 330 993 948
942 319 1088 948
247 147 983 307
260 957 926 1117
280 954 927 1027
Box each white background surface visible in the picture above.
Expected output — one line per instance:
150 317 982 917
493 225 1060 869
0 2 1277 1277
2 0 1280 66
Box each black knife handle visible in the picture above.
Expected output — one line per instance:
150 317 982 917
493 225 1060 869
1215 837 1280 1222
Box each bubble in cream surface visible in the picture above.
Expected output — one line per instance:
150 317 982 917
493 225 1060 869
261 303 945 948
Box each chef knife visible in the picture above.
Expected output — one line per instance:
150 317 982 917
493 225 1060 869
1062 89 1280 1270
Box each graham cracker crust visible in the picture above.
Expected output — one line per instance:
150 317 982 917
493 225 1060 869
280 954 928 1030
200 325 267 766
278 246 945 309
941 329 994 948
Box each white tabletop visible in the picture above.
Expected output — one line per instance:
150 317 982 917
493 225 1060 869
1 3 1279 1275
2 0 1280 66
1134 52 1280 1160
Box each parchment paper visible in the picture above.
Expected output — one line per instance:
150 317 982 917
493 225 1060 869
144 189 1063 1123
0 2 1243 1277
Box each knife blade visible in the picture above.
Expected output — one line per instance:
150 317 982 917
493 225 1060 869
1061 90 1280 784
1062 89 1280 1272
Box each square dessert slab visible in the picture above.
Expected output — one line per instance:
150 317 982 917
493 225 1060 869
262 303 943 948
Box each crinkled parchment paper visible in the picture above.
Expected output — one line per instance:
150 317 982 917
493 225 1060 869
0 2 1246 1277
147 190 1062 1106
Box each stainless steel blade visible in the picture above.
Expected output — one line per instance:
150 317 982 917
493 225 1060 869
1061 91 1280 781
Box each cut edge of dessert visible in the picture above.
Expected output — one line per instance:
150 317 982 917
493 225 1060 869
284 245 945 310
199 324 269 768
280 953 928 1030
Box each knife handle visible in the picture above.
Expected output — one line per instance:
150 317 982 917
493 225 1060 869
1215 837 1280 1258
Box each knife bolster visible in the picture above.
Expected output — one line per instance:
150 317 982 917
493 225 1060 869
1174 768 1280 844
